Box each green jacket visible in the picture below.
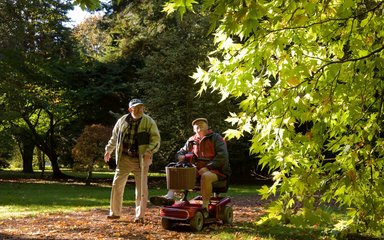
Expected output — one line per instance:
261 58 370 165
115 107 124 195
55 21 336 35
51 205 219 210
105 113 161 164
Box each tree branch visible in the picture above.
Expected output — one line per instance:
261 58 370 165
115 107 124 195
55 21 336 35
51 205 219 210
267 1 383 33
312 45 384 78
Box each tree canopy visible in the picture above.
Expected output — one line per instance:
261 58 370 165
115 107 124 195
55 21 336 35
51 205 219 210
72 0 246 171
0 0 77 176
4 0 383 236
161 0 384 236
1 0 253 179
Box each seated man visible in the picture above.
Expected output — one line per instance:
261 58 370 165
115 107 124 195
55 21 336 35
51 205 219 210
150 118 231 216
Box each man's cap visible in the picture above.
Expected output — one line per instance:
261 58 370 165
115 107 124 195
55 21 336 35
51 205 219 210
128 98 144 108
192 118 208 126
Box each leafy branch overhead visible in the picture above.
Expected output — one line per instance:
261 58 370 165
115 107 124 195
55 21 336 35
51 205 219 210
162 0 384 236
74 0 101 10
73 0 384 235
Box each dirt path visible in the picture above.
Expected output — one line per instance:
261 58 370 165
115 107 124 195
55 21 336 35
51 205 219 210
0 195 266 240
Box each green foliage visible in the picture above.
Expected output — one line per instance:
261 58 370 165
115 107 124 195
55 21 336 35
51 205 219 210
164 0 384 237
74 0 250 173
0 0 80 176
132 10 233 166
72 15 110 59
3 0 254 180
0 128 14 168
74 0 100 10
163 0 197 17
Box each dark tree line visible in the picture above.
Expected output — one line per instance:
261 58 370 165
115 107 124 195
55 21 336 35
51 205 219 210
0 0 260 181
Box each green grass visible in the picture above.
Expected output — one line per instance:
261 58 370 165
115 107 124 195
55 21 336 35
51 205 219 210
0 169 351 240
0 169 259 219
210 223 327 240
0 182 259 219
0 182 175 218
0 169 165 219
0 181 109 218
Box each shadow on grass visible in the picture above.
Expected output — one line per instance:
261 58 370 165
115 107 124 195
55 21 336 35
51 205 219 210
0 181 169 212
207 221 384 240
0 232 30 240
0 181 116 208
207 221 325 240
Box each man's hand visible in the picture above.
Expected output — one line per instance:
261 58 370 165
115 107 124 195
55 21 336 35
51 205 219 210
177 155 185 162
144 151 152 161
104 151 110 163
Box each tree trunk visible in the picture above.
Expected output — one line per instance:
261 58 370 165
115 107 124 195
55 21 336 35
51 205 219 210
22 112 66 179
21 140 34 173
86 170 92 186
14 129 35 173
36 148 46 176
46 150 65 178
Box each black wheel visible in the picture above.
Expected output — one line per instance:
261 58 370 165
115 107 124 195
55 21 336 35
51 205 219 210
222 206 233 224
190 211 204 231
161 218 175 230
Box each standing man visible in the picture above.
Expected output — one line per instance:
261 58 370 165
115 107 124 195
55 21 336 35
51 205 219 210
150 118 230 217
104 98 160 223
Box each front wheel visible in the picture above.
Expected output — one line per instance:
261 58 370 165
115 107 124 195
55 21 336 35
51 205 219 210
161 218 175 230
222 206 233 224
190 211 204 232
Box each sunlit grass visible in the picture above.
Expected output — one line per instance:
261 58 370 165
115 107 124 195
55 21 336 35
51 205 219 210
228 185 262 195
0 170 349 239
0 180 171 219
0 182 104 218
0 205 94 219
0 171 259 220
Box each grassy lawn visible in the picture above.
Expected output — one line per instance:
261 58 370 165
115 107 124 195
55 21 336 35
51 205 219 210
0 169 164 218
0 169 357 240
0 181 112 218
0 169 260 219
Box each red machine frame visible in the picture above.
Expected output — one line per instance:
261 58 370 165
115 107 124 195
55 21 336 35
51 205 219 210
159 186 233 231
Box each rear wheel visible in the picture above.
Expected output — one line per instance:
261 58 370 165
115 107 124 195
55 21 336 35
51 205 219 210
222 206 233 224
190 211 204 231
161 218 175 230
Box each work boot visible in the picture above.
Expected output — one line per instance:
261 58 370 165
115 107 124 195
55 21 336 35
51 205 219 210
150 196 175 206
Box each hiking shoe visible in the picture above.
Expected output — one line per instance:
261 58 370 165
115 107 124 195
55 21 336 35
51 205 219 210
107 215 120 219
150 196 175 206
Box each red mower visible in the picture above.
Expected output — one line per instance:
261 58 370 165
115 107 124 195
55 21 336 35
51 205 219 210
158 161 233 231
